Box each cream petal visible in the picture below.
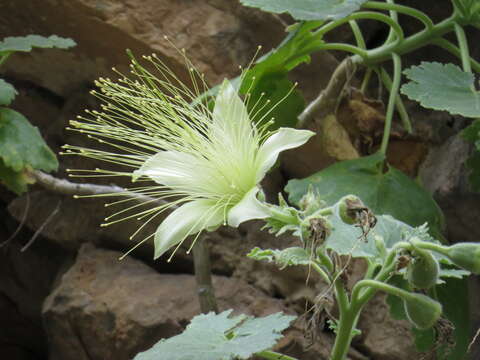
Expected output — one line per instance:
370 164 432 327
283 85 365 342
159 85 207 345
255 127 315 182
132 150 203 187
154 200 224 259
227 187 271 228
211 80 253 148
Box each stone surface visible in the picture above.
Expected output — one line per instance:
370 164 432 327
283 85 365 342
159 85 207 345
43 244 333 360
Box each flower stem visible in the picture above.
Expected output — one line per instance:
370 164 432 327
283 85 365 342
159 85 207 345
349 20 366 49
379 53 402 155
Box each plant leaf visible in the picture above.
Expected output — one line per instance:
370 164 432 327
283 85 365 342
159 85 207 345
134 310 295 360
0 108 58 173
240 0 368 20
0 159 32 194
401 62 480 118
0 34 76 54
285 153 444 238
248 247 311 269
0 79 17 105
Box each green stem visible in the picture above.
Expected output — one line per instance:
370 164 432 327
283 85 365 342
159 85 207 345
454 22 472 74
256 350 299 360
316 249 335 273
317 43 368 58
314 12 404 46
384 0 399 45
359 14 459 65
334 277 350 312
329 306 360 360
349 20 366 49
311 261 332 284
379 67 412 133
330 241 412 360
431 38 480 73
360 67 373 93
352 279 415 302
363 1 434 29
410 240 449 256
0 53 11 67
379 53 402 155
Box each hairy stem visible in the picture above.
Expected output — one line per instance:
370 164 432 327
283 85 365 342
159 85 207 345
192 236 218 313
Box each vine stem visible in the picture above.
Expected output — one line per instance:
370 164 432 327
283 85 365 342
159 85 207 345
379 53 402 155
379 67 412 133
432 38 480 73
362 1 434 29
454 22 472 74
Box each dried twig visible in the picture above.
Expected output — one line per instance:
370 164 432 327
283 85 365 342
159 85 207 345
0 192 30 248
298 57 357 128
21 200 61 252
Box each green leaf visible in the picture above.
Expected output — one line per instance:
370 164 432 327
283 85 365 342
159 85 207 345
285 153 444 238
240 21 325 129
134 310 295 360
0 158 31 194
0 35 76 54
401 62 480 118
452 0 480 26
0 108 58 173
462 119 480 143
244 73 305 129
239 0 368 20
248 247 311 269
0 79 17 105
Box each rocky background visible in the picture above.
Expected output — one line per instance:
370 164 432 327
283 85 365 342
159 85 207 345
0 0 479 359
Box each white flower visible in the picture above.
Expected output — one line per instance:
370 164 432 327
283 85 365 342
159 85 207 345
65 54 314 260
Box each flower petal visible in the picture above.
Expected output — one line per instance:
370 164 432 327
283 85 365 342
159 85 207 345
213 79 250 128
227 187 271 227
154 200 224 259
132 150 202 187
255 127 315 182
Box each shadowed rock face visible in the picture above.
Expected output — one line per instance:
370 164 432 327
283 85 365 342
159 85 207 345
1 1 479 360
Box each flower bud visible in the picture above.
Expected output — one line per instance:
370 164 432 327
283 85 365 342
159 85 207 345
404 293 442 330
406 248 439 289
337 195 364 225
444 243 480 274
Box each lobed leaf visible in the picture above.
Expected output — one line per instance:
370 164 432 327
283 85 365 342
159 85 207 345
0 79 17 105
285 153 444 238
248 247 311 269
0 108 58 174
240 0 368 21
401 62 480 118
0 34 76 54
134 310 295 360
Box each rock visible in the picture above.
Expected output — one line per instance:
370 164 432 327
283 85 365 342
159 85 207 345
42 243 290 360
0 220 69 359
356 294 417 360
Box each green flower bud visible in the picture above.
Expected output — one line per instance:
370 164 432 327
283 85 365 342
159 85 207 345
404 293 442 330
337 195 364 225
444 243 480 274
406 249 439 289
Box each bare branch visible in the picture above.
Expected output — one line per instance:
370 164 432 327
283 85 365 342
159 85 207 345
298 57 357 128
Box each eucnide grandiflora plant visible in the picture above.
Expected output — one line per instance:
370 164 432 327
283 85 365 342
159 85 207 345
65 49 480 360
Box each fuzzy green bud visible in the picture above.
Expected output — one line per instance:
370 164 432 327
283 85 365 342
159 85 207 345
406 248 440 289
404 293 442 330
444 242 480 274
